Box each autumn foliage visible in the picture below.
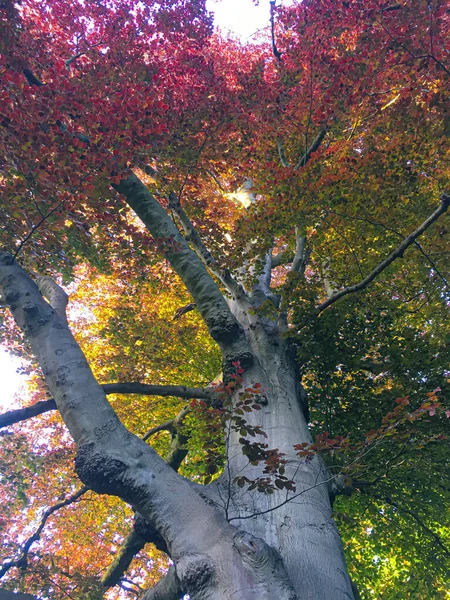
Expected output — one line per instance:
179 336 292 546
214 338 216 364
0 0 449 598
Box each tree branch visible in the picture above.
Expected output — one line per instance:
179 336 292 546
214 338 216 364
141 565 183 600
0 399 57 429
0 384 213 430
291 229 306 273
0 486 88 579
373 495 450 557
294 128 327 170
168 192 246 301
102 383 216 402
0 253 267 599
102 406 189 589
317 193 450 312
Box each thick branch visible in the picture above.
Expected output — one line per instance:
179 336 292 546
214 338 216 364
141 566 183 600
318 194 450 312
271 250 294 269
113 175 249 351
102 383 216 402
103 407 189 589
0 399 57 429
291 229 306 273
101 530 147 589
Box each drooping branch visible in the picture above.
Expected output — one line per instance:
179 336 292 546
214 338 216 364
0 486 88 579
317 193 450 312
141 565 183 600
168 192 246 301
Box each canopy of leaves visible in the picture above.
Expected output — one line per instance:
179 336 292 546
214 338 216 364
0 0 449 598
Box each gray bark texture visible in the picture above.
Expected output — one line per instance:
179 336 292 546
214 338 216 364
0 172 356 599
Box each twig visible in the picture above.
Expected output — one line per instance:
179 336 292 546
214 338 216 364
0 486 88 579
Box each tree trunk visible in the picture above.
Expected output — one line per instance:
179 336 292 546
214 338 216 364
0 250 354 599
209 308 354 600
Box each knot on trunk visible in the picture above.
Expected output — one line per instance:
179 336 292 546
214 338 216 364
233 532 297 599
177 555 215 596
205 311 242 344
75 443 141 502
223 351 254 379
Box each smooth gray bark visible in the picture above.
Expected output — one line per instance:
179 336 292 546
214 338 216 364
0 253 298 600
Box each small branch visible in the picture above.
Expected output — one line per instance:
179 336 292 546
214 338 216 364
101 382 216 402
271 250 294 269
14 200 64 258
0 399 57 429
294 128 327 170
23 68 44 86
277 139 290 167
142 406 190 442
0 486 88 579
317 193 450 312
65 40 104 70
270 0 282 62
168 192 246 301
101 531 147 589
173 302 196 320
326 208 450 290
141 566 183 600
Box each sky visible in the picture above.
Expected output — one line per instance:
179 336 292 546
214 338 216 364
206 0 274 39
0 0 283 411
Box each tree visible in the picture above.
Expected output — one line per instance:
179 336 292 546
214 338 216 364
0 0 449 598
